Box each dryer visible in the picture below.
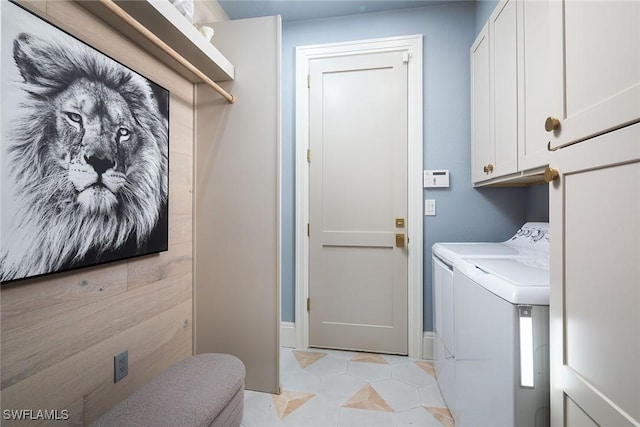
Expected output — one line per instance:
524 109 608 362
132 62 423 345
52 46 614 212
453 257 550 427
431 223 549 427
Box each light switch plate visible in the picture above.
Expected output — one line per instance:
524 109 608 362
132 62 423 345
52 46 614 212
425 199 436 216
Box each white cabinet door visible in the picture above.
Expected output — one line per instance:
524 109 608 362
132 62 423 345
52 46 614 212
517 0 551 171
489 0 518 178
471 23 492 183
547 1 640 150
549 123 640 426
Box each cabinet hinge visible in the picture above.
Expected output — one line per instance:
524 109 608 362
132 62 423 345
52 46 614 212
307 297 310 312
307 149 311 163
307 74 310 88
307 223 310 236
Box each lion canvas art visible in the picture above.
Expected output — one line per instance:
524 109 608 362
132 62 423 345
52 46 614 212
0 2 169 282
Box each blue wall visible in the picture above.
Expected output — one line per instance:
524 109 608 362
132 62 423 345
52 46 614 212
475 0 498 36
280 1 547 331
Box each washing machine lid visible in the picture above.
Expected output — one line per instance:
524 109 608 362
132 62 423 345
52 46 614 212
457 257 550 305
432 222 550 265
432 243 520 265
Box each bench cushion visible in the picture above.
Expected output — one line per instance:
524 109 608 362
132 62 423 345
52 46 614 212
92 353 245 427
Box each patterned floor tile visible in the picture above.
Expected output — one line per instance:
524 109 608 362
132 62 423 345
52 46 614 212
305 353 349 377
347 359 393 382
342 384 394 412
394 407 448 426
372 378 421 412
392 359 438 388
425 406 456 427
419 383 448 408
292 350 327 368
338 407 395 426
415 360 437 377
272 390 315 419
243 349 453 427
351 353 390 365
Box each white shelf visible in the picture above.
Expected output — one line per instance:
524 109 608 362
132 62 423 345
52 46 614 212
80 0 234 83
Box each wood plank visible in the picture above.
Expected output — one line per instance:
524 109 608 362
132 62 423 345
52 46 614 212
169 151 194 189
170 121 196 157
15 0 46 14
83 303 192 424
1 264 127 332
169 211 193 246
1 302 192 426
1 273 191 389
0 1 195 421
127 241 192 291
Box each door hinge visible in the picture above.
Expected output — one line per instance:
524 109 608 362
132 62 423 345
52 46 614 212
307 223 310 236
307 148 311 163
307 297 310 311
307 74 310 88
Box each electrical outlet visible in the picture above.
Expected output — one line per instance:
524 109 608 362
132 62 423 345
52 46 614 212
114 350 128 383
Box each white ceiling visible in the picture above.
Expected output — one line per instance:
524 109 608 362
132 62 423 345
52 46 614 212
217 0 467 23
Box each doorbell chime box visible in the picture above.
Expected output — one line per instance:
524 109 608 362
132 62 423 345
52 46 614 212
424 170 450 188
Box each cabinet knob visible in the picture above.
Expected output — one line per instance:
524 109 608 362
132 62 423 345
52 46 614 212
483 165 488 173
487 163 494 173
545 116 561 132
544 167 559 183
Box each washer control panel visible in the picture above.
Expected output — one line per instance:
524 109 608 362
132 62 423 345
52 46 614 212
508 222 549 250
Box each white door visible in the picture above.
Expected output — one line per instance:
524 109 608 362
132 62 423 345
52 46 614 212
549 123 640 426
308 51 408 354
547 0 640 150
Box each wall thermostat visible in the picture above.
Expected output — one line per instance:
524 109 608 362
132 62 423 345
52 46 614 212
424 170 450 188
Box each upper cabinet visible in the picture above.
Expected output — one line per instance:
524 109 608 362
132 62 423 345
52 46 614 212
471 0 554 185
546 1 640 150
517 0 554 171
80 0 235 84
489 0 518 179
471 24 491 184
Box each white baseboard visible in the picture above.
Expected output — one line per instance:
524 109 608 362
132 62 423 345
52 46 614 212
281 321 296 348
280 322 434 359
422 332 435 360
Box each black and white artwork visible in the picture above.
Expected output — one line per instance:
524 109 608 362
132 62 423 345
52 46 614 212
0 2 169 283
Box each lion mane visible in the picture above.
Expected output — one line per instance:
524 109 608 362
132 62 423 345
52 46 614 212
0 33 168 282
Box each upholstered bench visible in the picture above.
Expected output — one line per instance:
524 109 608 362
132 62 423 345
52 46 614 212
92 353 245 427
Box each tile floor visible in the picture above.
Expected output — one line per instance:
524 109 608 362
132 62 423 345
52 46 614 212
241 347 454 427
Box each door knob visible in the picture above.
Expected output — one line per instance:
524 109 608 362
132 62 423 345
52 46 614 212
545 116 561 132
395 233 405 248
544 167 559 183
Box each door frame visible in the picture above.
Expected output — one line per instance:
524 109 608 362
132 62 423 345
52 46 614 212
295 35 424 358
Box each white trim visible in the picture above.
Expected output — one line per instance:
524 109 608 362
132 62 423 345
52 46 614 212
295 35 424 358
422 332 435 361
280 322 296 348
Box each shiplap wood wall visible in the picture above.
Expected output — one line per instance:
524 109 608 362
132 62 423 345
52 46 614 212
1 1 195 424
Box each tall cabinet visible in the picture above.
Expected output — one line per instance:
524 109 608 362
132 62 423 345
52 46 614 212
473 0 640 425
547 1 640 425
195 16 282 394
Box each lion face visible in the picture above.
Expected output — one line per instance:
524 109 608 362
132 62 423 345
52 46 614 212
54 78 133 214
1 31 169 281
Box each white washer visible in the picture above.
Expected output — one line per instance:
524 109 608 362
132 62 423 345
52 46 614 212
431 223 549 427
